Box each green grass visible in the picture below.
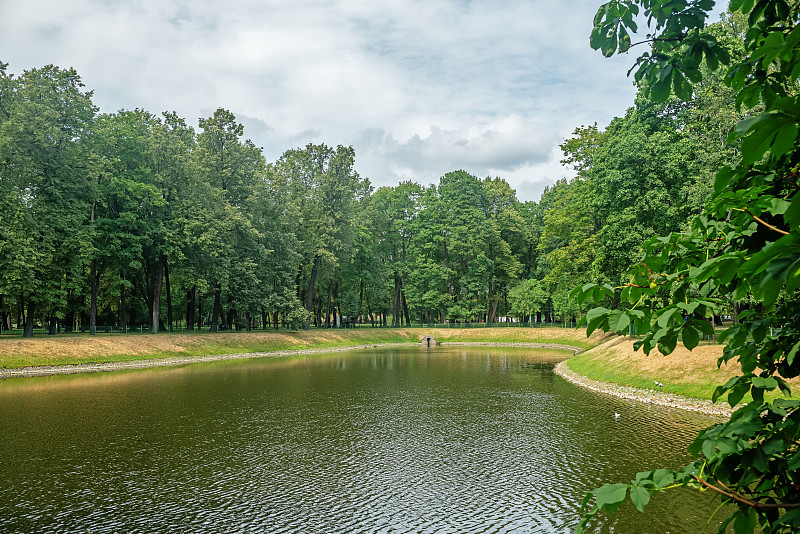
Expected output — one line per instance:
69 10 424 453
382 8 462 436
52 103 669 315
565 341 791 403
566 352 726 400
0 327 598 369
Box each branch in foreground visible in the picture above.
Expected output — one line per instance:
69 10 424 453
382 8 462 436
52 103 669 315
692 476 800 510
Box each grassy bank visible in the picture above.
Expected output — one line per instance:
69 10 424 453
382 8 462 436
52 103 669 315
0 327 600 369
566 335 739 401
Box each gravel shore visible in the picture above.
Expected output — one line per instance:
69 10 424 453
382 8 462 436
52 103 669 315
554 360 732 418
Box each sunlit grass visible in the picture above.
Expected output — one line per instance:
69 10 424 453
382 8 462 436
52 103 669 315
566 336 794 403
0 327 599 369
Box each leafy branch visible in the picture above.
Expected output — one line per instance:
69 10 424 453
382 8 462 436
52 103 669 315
580 0 800 532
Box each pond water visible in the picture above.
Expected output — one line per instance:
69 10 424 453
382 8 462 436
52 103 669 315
0 346 725 533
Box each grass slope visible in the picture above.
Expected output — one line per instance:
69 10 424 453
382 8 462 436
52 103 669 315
0 327 600 369
567 335 738 400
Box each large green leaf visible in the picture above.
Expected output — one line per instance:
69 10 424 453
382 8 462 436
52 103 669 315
595 483 628 512
629 485 650 512
681 323 700 350
608 309 631 332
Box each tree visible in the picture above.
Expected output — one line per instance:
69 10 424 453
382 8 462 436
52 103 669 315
93 109 164 334
574 1 800 532
0 64 96 337
407 170 495 322
196 108 266 332
560 123 608 176
274 143 369 329
507 278 548 323
482 177 526 323
364 182 422 326
252 163 304 330
148 111 198 333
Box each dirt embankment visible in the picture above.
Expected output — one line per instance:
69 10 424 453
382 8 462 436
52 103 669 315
562 335 798 415
0 327 603 370
574 335 734 386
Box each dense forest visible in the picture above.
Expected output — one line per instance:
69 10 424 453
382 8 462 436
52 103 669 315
0 15 746 337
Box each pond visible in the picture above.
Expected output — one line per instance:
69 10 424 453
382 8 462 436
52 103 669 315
0 346 724 533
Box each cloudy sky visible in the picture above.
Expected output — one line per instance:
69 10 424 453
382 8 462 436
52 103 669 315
2 0 680 201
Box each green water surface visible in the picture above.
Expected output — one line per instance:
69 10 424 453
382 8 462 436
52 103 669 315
0 346 725 533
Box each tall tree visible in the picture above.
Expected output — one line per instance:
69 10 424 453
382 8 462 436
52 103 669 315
407 171 492 322
274 143 369 329
0 64 96 337
93 109 164 334
196 108 265 332
367 182 423 326
481 177 525 323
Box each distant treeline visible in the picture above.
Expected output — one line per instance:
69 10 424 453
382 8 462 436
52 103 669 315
0 18 743 336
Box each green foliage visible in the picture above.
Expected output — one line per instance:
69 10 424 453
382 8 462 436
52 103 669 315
508 278 548 318
577 0 800 531
0 64 96 335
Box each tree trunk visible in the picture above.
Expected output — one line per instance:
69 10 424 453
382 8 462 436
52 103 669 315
186 285 196 331
151 255 165 334
0 294 3 335
48 312 57 335
89 202 98 335
23 298 35 338
393 276 401 326
304 255 319 330
142 263 153 326
401 289 411 326
197 298 203 330
358 278 364 325
90 259 99 335
296 264 303 298
210 284 221 332
274 311 279 331
17 293 23 331
487 274 495 325
165 261 173 333
226 306 235 331
489 300 499 324
120 283 127 331
325 284 333 328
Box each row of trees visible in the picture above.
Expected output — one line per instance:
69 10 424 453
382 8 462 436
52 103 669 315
0 17 741 336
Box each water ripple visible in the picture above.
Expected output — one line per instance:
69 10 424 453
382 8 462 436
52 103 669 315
0 347 723 533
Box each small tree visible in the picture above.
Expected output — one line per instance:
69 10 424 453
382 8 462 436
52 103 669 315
508 279 548 323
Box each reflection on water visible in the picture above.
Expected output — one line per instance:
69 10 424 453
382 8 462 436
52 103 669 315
0 347 723 533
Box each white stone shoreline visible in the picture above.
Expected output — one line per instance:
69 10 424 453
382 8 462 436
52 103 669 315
554 360 733 418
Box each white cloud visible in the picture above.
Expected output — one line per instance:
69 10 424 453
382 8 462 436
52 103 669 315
1 0 698 201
